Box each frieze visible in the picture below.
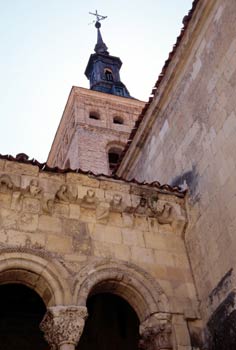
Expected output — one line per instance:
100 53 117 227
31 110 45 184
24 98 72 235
0 174 186 233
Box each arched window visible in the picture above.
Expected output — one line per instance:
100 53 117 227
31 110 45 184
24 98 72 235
108 146 123 172
89 112 100 120
104 68 113 81
0 284 47 349
78 293 139 350
113 116 124 125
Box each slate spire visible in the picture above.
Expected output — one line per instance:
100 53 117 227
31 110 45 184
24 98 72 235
85 12 132 98
94 21 109 55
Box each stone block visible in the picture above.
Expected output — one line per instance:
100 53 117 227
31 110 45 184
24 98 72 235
5 161 39 176
93 241 113 259
173 253 190 269
18 213 38 232
0 159 5 170
54 202 70 217
122 228 145 247
22 197 41 214
4 230 45 249
108 212 123 227
39 172 65 183
100 180 130 193
174 324 191 346
144 231 167 250
148 217 159 233
64 254 88 263
66 173 100 188
131 246 155 264
0 192 12 209
69 203 81 219
113 243 131 261
0 208 18 230
122 213 134 228
46 234 72 253
154 250 175 267
38 215 62 233
134 216 149 231
79 207 97 223
92 224 122 245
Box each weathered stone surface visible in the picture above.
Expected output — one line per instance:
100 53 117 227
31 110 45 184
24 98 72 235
117 0 236 337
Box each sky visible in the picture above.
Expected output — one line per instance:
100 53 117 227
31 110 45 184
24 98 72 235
0 0 192 162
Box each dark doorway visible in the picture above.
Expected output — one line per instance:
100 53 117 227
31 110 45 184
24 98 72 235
0 283 49 350
78 293 139 350
207 292 236 350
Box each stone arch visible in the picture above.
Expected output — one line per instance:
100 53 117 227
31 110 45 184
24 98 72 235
74 259 169 322
0 250 71 306
106 141 126 173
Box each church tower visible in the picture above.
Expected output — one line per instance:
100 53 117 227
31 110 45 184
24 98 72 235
85 20 131 98
47 14 144 175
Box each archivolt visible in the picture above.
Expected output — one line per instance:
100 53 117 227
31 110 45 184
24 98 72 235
74 259 169 322
0 250 71 306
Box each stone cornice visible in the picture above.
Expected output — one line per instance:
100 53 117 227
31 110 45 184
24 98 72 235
0 154 186 196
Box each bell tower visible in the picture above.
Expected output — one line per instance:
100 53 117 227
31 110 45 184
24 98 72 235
47 12 145 175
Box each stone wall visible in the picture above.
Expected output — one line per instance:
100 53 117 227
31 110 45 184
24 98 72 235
119 0 236 329
0 157 198 348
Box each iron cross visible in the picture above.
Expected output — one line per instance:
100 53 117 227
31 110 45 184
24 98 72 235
89 10 107 23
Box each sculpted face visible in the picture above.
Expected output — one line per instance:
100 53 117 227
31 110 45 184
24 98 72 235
29 179 41 195
61 185 67 192
87 189 95 197
113 194 122 205
140 198 147 207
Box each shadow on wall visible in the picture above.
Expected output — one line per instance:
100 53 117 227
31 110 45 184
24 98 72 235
170 165 200 203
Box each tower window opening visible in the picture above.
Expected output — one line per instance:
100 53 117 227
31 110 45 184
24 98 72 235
104 68 113 81
89 112 100 120
115 87 124 96
113 116 124 125
108 147 123 172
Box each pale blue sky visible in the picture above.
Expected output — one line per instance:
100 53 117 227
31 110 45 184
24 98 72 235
0 0 192 162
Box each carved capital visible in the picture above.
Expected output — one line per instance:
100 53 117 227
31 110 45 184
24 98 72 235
40 305 88 349
139 313 172 350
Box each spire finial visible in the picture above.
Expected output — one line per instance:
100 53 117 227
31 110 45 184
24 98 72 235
89 10 109 55
89 10 107 27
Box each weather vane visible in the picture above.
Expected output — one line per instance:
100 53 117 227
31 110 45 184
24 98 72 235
89 10 107 27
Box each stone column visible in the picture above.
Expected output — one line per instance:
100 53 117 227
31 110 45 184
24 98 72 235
139 313 172 350
40 305 88 350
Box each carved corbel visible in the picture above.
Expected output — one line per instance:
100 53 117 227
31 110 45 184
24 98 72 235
24 179 43 198
96 202 110 222
110 194 125 213
139 313 172 350
40 305 88 350
156 203 186 234
80 189 98 209
156 203 174 225
0 174 15 193
55 185 76 203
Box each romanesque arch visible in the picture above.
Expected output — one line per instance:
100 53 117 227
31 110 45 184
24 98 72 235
0 249 71 306
74 259 169 322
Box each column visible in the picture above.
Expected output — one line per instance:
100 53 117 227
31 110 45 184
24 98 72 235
139 313 172 350
40 305 88 350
